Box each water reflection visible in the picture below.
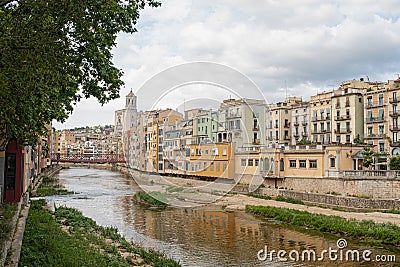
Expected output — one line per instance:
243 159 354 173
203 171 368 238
46 167 399 267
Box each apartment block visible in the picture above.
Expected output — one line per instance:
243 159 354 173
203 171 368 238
309 92 332 144
290 102 310 145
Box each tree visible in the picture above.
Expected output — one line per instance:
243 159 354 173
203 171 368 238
353 134 362 145
389 156 400 170
0 0 160 149
361 146 374 169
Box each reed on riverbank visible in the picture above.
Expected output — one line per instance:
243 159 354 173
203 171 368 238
133 191 168 209
33 176 74 196
20 199 180 267
246 205 400 247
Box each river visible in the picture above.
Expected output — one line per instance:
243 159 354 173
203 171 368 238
43 167 399 267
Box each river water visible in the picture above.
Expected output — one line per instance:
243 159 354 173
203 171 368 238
44 167 399 267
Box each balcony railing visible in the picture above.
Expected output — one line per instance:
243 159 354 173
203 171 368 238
389 111 399 117
345 101 350 107
293 133 300 138
366 102 385 108
334 128 352 134
364 134 386 139
226 112 241 118
390 125 400 131
312 116 329 122
284 123 290 128
302 132 308 137
335 115 351 121
302 121 308 126
293 122 299 126
389 97 399 104
366 117 386 123
390 142 400 147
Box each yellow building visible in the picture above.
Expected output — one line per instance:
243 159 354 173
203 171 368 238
145 109 183 172
187 142 235 179
388 78 400 156
331 86 364 144
309 91 332 144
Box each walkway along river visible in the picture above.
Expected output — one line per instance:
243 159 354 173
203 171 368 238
43 167 399 267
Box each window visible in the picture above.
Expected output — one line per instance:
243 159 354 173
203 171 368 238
211 147 219 156
299 160 306 168
204 162 207 170
309 160 317 169
290 160 297 168
368 127 373 135
336 135 341 143
379 142 385 153
330 158 336 168
378 109 384 119
393 132 398 142
241 159 246 166
223 162 227 171
158 163 163 170
216 162 220 172
210 162 214 171
222 148 227 156
255 159 259 166
346 135 351 142
248 159 253 166
379 94 384 105
379 125 384 135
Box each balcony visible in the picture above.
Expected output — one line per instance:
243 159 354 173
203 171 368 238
302 121 308 126
389 111 399 117
364 134 386 139
302 132 308 137
311 116 318 122
312 116 329 122
345 101 350 107
284 135 291 140
390 142 400 147
274 125 279 128
226 112 241 118
284 123 290 128
366 102 385 109
366 117 386 123
389 97 399 104
335 115 351 121
334 128 352 134
293 133 300 138
390 125 400 131
253 125 260 131
293 121 299 126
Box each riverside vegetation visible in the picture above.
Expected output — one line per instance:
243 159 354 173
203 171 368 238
133 191 168 209
246 205 400 247
20 199 180 267
0 203 18 258
33 176 74 196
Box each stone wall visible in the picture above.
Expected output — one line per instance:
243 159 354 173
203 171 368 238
279 190 400 210
281 176 400 199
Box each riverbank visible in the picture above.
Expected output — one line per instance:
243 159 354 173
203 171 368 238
246 205 400 247
20 199 180 267
212 194 400 226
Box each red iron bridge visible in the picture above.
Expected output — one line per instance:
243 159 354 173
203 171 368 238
51 153 125 163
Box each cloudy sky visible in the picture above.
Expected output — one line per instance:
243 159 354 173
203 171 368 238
54 0 400 129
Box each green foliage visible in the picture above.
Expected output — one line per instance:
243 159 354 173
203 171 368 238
0 203 18 253
276 196 304 205
381 209 400 215
167 186 184 193
0 0 160 147
247 193 272 200
389 156 400 170
353 134 362 145
34 175 74 196
362 146 374 168
20 200 180 267
246 205 400 246
133 191 168 208
298 138 312 145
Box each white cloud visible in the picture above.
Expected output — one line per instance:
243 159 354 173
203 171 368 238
57 0 400 128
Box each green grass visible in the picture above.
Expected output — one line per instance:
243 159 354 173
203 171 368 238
34 176 74 197
246 205 400 247
133 191 168 208
0 203 18 254
247 193 272 200
20 199 180 267
276 195 304 205
381 209 400 215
